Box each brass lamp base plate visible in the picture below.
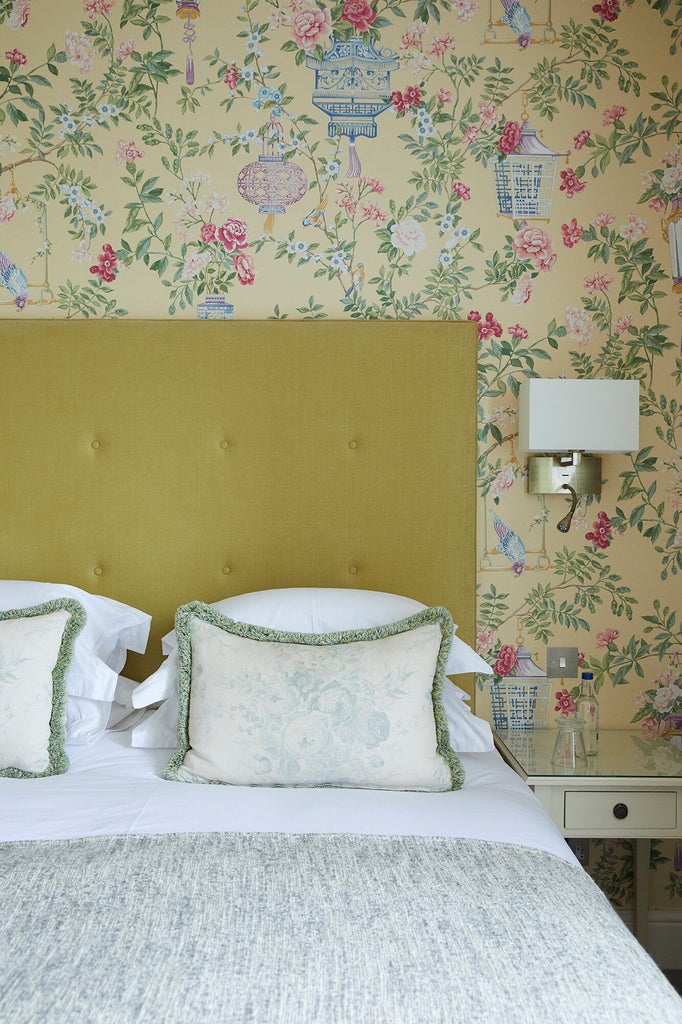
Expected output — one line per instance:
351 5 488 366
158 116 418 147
527 454 602 495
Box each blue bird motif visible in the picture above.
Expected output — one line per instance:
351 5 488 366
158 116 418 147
344 262 365 298
500 0 532 48
302 195 328 228
0 250 28 310
489 510 527 576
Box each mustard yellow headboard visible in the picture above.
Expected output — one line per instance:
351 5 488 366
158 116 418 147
1 319 477 682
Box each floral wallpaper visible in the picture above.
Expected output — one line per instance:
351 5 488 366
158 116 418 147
1 0 681 913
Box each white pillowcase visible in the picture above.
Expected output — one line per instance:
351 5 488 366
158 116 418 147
132 588 493 751
0 581 151 744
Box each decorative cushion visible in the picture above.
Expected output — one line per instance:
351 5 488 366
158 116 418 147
0 599 86 778
0 581 151 744
165 603 464 792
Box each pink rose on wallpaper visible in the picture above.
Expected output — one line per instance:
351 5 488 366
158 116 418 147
452 0 479 21
554 689 576 716
596 628 620 648
573 129 591 150
509 323 528 339
215 218 248 253
429 34 456 57
561 218 583 248
586 511 613 549
559 168 586 198
614 314 633 334
115 139 144 163
437 88 453 103
510 272 533 305
234 252 255 285
89 243 118 283
0 196 16 223
512 226 556 271
478 101 500 128
360 203 387 226
359 175 384 194
341 0 377 33
462 124 479 145
8 0 30 29
5 48 26 64
200 222 217 244
290 7 332 52
223 66 239 89
498 121 522 155
493 644 518 677
452 180 471 200
602 105 627 126
65 31 96 71
619 213 647 242
593 0 620 22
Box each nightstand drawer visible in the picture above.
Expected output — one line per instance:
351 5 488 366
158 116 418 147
564 790 677 831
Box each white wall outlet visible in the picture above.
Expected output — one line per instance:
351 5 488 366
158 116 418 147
566 839 590 866
546 646 579 678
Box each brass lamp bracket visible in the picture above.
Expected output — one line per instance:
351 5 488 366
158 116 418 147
527 452 602 496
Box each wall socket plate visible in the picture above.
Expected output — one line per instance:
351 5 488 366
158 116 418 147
546 646 579 678
566 839 590 866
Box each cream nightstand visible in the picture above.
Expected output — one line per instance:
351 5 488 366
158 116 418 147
493 728 682 949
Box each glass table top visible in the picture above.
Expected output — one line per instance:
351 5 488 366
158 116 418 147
494 729 682 779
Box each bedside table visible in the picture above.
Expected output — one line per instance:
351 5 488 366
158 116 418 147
493 728 682 949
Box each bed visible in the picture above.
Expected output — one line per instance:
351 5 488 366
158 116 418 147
1 320 680 1023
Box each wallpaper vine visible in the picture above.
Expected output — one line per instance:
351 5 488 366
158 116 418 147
1 0 681 912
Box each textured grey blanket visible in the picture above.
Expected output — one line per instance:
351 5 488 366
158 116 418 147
1 832 680 1024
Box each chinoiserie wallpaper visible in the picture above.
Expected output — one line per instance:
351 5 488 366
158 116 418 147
0 0 680 912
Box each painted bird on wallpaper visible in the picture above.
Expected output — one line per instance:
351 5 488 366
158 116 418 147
0 251 28 310
490 510 527 575
500 0 532 48
344 262 365 298
302 196 328 228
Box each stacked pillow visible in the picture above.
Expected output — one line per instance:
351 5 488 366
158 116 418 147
0 581 151 745
132 588 494 756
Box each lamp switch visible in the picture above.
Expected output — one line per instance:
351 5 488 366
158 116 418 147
546 646 579 678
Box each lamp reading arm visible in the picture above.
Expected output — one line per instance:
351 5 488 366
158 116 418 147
557 484 578 533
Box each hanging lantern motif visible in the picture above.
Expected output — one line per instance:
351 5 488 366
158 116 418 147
237 114 308 233
493 95 568 221
176 0 200 85
661 196 682 293
489 639 550 732
306 36 399 177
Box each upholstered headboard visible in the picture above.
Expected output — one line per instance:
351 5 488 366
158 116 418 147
1 319 477 683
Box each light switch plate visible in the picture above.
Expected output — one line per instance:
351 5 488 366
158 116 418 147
546 646 579 678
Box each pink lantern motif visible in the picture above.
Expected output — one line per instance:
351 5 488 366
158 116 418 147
176 0 200 85
237 115 308 233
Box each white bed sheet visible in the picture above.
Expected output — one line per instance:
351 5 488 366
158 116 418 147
0 730 575 864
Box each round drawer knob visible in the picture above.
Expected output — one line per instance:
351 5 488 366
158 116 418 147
613 802 629 820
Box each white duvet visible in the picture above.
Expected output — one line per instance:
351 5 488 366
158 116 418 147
0 727 575 863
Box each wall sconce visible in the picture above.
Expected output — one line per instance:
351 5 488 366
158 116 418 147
518 378 640 532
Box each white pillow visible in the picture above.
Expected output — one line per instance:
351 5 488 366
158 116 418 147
165 603 464 791
0 600 85 777
0 581 151 744
132 676 494 752
133 588 491 712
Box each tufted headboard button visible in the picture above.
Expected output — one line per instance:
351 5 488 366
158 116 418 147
220 439 230 450
348 440 358 450
222 565 232 576
93 566 103 577
348 565 358 575
91 440 101 450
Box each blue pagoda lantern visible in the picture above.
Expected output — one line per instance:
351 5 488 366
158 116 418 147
307 36 399 177
493 100 568 221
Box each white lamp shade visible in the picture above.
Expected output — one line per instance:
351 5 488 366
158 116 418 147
518 378 640 453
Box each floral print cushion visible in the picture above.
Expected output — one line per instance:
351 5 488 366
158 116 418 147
165 602 463 792
0 600 86 778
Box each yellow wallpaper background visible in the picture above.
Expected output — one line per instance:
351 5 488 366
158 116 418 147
1 0 681 911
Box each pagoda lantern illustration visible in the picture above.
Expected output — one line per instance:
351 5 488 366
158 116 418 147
307 36 399 177
237 114 308 233
493 95 568 220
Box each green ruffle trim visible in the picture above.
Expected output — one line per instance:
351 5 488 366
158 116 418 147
0 598 86 779
165 601 465 791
